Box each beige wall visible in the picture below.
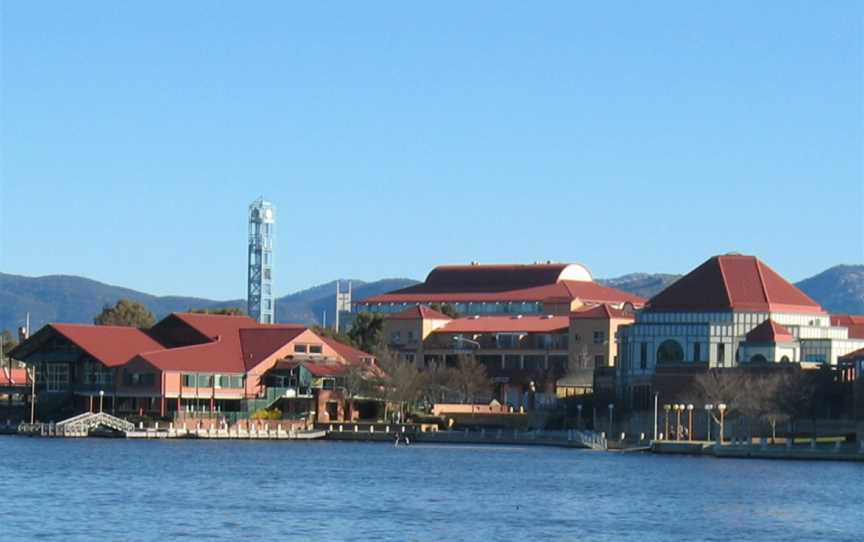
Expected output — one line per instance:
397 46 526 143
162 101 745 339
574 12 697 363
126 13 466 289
569 316 633 368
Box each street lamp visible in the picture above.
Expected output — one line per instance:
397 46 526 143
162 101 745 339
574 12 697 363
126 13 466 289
674 404 684 440
99 390 105 414
686 404 694 441
717 403 727 444
704 404 714 442
663 404 671 440
607 403 614 438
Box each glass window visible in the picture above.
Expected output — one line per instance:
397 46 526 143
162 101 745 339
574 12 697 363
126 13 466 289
182 374 196 387
197 374 213 387
309 345 322 354
593 331 605 344
294 344 307 354
640 343 647 369
594 355 605 368
504 355 521 370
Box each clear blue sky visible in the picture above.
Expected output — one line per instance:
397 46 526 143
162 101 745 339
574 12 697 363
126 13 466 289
1 1 862 300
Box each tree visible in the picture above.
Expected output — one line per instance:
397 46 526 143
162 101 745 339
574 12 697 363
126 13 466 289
774 368 816 439
347 312 384 353
373 347 423 422
190 307 244 315
94 299 156 328
447 355 492 404
1 329 18 353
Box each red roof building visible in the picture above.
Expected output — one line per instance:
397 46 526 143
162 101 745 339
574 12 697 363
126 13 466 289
648 254 823 314
356 262 644 317
8 312 377 424
617 254 864 413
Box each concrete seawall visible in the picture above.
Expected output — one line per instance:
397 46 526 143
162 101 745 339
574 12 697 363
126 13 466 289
652 440 864 462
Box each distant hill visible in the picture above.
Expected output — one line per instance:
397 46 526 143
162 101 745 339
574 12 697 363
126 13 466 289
2 264 862 333
0 273 417 332
795 265 864 315
597 273 681 300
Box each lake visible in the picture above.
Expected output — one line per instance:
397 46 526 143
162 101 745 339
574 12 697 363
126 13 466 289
0 438 860 541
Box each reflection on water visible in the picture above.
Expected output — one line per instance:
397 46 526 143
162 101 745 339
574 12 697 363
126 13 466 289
0 438 860 541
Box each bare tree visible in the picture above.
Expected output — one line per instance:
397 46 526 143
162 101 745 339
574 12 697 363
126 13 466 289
447 355 492 404
373 347 422 422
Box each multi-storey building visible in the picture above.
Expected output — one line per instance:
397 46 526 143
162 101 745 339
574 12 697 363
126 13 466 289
382 303 635 408
9 312 378 423
355 262 644 316
616 254 864 410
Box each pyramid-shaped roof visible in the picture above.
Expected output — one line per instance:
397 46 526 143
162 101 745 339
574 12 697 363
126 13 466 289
648 254 824 314
745 319 795 343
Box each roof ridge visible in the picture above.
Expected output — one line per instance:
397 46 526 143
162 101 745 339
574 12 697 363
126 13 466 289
715 256 734 309
753 258 771 304
140 335 221 358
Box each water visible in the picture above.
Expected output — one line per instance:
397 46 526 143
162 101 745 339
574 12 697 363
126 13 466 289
0 438 861 541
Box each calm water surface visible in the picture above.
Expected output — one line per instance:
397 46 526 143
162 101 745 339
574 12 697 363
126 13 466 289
0 437 861 541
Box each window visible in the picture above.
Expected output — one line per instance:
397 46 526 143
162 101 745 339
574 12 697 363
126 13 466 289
593 331 605 345
523 355 544 370
504 355 521 370
717 343 726 365
496 334 520 349
656 340 684 363
309 345 322 354
693 342 701 363
573 333 581 342
407 330 415 341
594 355 605 368
182 374 196 387
640 343 648 370
390 331 401 344
294 344 307 354
197 374 213 387
404 354 415 364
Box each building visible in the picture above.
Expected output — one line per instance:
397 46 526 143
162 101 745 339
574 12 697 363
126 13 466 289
616 254 864 410
355 262 645 316
382 302 635 408
8 312 378 423
247 197 276 324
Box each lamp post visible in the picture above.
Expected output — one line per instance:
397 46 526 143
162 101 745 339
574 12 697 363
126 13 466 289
99 390 105 414
28 366 36 424
607 403 614 438
676 404 685 440
718 403 727 444
686 404 694 441
704 404 714 442
663 404 671 440
653 392 659 441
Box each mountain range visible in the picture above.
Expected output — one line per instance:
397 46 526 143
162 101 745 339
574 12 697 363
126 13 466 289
1 265 862 333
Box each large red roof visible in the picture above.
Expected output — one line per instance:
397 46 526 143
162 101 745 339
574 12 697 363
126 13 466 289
648 255 824 314
831 315 864 339
320 337 374 365
434 315 570 334
362 279 643 306
49 324 166 367
745 319 795 343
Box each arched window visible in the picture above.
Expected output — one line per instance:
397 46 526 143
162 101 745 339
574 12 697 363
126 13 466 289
780 356 790 363
750 354 768 363
656 340 684 363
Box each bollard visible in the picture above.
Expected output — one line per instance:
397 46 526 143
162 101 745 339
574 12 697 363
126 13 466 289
386 426 390 433
139 422 144 430
639 432 645 442
620 432 625 441
339 424 343 432
155 422 159 430
169 422 174 430
329 424 333 431
354 425 359 433
402 426 406 433
370 426 374 433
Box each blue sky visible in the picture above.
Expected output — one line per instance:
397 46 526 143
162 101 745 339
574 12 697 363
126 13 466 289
1 1 862 300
